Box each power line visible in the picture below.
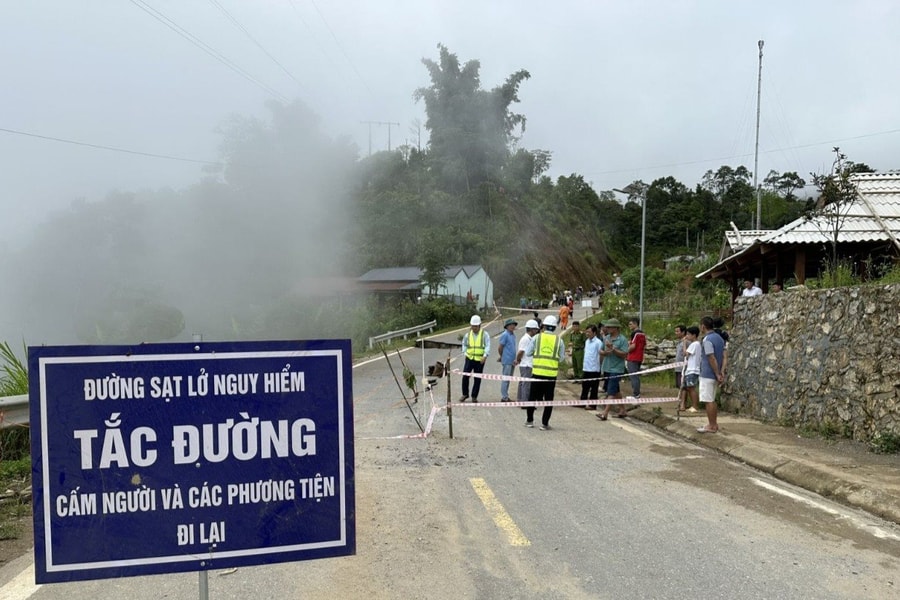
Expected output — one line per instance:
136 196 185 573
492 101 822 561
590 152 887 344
0 126 221 165
308 0 376 99
129 0 289 102
207 0 307 93
585 127 900 177
360 121 400 156
285 0 338 68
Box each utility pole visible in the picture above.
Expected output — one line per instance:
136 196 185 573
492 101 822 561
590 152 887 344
613 182 648 326
360 121 401 155
410 119 422 151
753 40 765 229
386 121 399 151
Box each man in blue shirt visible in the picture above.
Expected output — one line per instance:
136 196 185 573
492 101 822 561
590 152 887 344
697 316 726 433
580 325 603 410
496 318 518 402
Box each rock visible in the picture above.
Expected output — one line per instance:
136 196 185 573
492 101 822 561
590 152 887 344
728 284 900 443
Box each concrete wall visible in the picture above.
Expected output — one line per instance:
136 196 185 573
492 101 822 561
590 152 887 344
723 284 900 442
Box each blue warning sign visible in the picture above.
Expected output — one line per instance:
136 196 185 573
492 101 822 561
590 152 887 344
29 339 355 583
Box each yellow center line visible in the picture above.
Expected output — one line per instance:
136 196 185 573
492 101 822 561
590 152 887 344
469 477 531 547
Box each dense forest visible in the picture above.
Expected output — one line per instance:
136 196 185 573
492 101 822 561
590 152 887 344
0 45 879 348
351 45 839 296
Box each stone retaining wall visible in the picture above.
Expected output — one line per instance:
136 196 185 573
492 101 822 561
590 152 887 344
722 284 900 442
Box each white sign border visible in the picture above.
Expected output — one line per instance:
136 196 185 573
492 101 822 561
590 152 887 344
37 348 349 574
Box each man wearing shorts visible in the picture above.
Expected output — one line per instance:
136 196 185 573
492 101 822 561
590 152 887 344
679 326 701 412
698 316 725 433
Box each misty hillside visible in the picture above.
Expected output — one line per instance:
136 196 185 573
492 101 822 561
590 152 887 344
0 46 820 349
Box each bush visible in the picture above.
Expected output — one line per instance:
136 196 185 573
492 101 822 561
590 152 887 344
0 341 28 397
869 431 900 454
379 297 471 333
875 260 900 285
598 293 634 323
620 266 679 304
807 259 857 289
0 428 30 463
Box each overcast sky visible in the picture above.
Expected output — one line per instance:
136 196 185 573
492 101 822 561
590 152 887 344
3 0 899 244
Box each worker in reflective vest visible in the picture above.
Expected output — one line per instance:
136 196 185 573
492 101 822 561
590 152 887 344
460 315 490 402
525 315 565 430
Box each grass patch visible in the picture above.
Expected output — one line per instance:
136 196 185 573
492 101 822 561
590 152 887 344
0 455 30 480
0 454 31 541
797 421 849 442
642 371 674 387
776 415 796 428
0 428 32 541
0 428 30 462
869 431 900 455
0 341 28 397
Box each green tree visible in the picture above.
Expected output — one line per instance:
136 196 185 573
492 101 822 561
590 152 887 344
701 165 754 227
417 229 451 297
502 148 552 197
808 148 874 283
763 169 806 200
414 44 530 194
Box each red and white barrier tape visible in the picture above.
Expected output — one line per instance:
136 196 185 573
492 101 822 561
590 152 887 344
442 396 679 409
451 361 683 383
360 388 444 440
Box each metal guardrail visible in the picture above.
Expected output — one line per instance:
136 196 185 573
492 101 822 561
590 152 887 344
0 394 29 428
368 320 437 349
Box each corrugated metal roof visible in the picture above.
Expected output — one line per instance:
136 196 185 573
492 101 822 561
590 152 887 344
724 229 774 251
358 265 486 283
357 267 423 282
746 172 900 247
851 171 900 192
697 172 900 279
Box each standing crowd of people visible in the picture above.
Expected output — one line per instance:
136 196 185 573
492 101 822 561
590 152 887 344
672 316 728 433
460 313 564 430
458 311 728 434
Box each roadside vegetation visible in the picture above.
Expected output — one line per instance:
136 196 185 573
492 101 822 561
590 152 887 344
0 431 30 541
0 341 30 542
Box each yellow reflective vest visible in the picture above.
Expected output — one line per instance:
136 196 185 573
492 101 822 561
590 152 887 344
532 332 562 378
465 330 486 360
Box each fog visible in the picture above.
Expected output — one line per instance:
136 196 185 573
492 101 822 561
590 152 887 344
0 100 358 346
2 1 899 347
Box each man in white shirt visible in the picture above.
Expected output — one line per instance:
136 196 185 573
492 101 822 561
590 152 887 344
741 278 763 297
679 326 702 412
514 319 540 402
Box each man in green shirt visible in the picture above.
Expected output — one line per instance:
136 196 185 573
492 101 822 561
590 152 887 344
597 318 630 420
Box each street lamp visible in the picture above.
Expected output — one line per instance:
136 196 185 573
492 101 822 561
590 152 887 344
613 182 648 326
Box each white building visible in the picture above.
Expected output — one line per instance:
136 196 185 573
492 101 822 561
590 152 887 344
358 264 495 310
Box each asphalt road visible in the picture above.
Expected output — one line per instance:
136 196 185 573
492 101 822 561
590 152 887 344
2 320 900 599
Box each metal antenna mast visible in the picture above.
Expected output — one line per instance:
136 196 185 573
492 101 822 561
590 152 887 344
753 40 765 229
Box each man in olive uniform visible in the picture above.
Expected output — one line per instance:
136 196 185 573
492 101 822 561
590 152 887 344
569 321 586 380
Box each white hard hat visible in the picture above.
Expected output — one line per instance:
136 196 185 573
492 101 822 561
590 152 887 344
525 319 540 329
470 315 482 326
542 315 557 327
